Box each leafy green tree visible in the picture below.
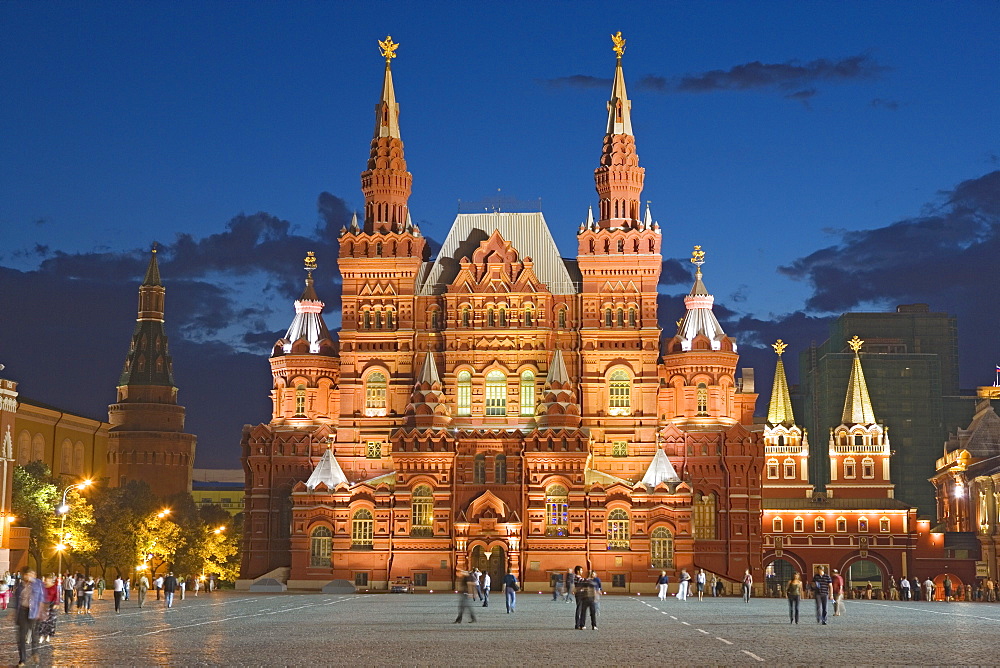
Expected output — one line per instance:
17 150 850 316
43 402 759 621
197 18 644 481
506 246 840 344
12 462 58 572
86 480 162 577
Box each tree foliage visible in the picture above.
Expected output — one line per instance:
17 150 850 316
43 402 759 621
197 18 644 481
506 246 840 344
12 462 58 572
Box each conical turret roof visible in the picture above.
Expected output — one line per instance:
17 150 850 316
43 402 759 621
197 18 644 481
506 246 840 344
674 246 732 351
305 447 349 490
842 336 877 425
639 448 681 488
767 340 795 425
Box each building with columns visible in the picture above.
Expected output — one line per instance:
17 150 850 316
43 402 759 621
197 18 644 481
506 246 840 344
240 36 763 591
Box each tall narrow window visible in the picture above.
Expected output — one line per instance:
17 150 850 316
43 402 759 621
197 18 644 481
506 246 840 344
523 304 534 326
608 370 631 415
692 493 717 539
605 308 613 327
519 371 535 416
783 458 796 479
363 311 371 329
456 371 472 416
430 309 439 329
815 517 826 532
607 509 630 548
879 517 890 532
411 485 433 535
696 383 709 416
499 307 507 326
844 458 856 479
616 308 624 327
858 517 869 532
485 370 507 416
767 459 779 479
650 527 674 568
793 517 804 532
385 310 394 329
617 239 625 252
628 307 637 327
352 509 374 547
461 306 470 327
365 372 387 415
558 308 566 328
487 308 496 327
310 526 332 567
494 454 507 484
772 517 783 532
374 311 383 329
545 485 568 536
294 385 307 416
375 242 383 257
862 457 875 479
836 517 847 532
473 453 486 484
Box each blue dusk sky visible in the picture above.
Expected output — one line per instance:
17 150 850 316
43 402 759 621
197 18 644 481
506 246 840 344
1 1 997 467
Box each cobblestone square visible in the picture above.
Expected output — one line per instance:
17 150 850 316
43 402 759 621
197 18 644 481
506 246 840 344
1 591 997 665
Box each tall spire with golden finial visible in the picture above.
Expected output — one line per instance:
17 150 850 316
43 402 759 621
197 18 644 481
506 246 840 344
767 340 795 425
842 336 877 424
674 245 731 350
594 31 645 226
361 35 412 233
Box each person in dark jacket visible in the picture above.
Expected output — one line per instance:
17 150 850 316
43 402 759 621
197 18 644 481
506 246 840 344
812 566 833 624
162 572 179 608
12 568 45 666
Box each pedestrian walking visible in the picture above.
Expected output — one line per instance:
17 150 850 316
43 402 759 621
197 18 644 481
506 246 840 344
154 575 164 601
923 577 935 602
36 575 60 643
564 568 575 603
83 575 95 612
831 569 845 616
571 565 585 628
163 572 179 608
812 566 832 624
96 577 106 600
576 571 598 630
678 569 691 601
470 568 482 601
742 569 753 603
552 571 563 601
13 567 45 667
193 577 201 597
112 576 124 613
123 577 130 601
656 570 669 601
481 572 491 607
137 574 150 608
74 573 85 614
62 572 75 614
943 575 953 601
179 576 187 600
0 575 9 611
453 570 476 623
715 576 725 597
786 572 802 624
592 571 603 614
710 573 718 597
900 576 911 600
503 569 519 613
696 569 706 601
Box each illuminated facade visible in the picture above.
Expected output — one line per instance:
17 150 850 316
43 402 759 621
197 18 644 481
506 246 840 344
240 37 764 591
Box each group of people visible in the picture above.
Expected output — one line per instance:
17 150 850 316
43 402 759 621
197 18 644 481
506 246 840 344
655 569 724 601
784 566 840 625
454 568 519 622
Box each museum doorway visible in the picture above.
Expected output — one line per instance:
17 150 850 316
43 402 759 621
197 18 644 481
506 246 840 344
469 544 506 591
846 559 884 598
765 558 798 597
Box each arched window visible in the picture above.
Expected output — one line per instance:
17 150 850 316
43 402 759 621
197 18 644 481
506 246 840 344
879 517 891 532
855 434 864 446
499 307 507 327
487 308 496 327
836 517 848 532
375 242 383 257
815 517 826 532
385 309 394 330
485 370 506 416
767 458 779 479
494 454 507 485
461 306 471 327
608 369 631 415
772 517 783 532
365 372 387 415
73 442 85 476
519 371 535 416
294 385 307 416
31 433 44 463
363 311 371 329
607 509 630 548
411 485 433 535
17 431 30 465
523 304 534 327
617 239 624 252
862 457 875 479
558 308 567 329
374 310 383 329
604 308 613 327
310 526 332 566
60 438 72 474
650 527 674 568
456 371 472 416
545 485 568 536
692 493 717 539
696 383 709 416
783 458 796 479
430 309 439 329
352 509 374 547
616 307 624 327
793 516 804 532
858 517 869 533
628 307 637 327
473 453 486 484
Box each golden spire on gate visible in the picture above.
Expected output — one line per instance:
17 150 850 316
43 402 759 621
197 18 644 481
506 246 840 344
379 35 399 65
848 335 864 353
773 339 788 356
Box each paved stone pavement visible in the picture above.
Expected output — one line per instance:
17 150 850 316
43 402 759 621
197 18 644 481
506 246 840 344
1 591 997 665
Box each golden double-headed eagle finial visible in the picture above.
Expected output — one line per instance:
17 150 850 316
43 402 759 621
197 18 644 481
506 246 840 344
690 245 706 268
611 31 626 58
379 35 399 65
304 251 317 277
773 339 788 356
848 335 864 353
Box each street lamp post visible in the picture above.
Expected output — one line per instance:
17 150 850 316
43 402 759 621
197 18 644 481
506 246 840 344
55 479 93 579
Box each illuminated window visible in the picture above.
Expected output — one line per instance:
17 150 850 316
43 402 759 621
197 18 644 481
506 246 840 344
628 307 636 327
767 459 779 479
430 309 439 329
385 309 394 329
605 308 613 327
365 372 387 415
352 509 374 547
612 441 628 457
411 485 433 534
456 371 472 416
792 517 804 532
836 517 847 532
858 517 869 532
608 370 631 415
879 517 890 533
862 457 875 479
815 517 825 532
473 453 486 484
495 454 507 484
461 306 470 327
374 310 383 328
363 311 371 329
844 458 856 479
499 307 507 327
697 383 708 416
519 371 535 416
607 509 630 548
366 441 382 459
523 304 535 327
772 517 783 532
485 371 507 416
650 527 673 568
294 385 307 416
616 308 624 327
487 308 496 327
309 526 332 567
558 308 567 328
693 493 717 539
545 485 568 535
783 459 796 479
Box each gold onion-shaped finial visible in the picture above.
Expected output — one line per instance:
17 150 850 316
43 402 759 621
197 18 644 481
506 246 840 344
611 31 626 58
304 251 317 277
848 335 864 353
379 35 399 65
773 339 788 356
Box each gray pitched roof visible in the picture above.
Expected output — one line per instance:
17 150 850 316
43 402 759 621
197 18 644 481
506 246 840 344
639 449 681 488
417 212 578 295
305 448 349 490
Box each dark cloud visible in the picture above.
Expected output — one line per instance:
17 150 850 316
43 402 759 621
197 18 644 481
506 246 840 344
316 191 353 242
659 258 692 286
870 98 900 110
542 54 886 103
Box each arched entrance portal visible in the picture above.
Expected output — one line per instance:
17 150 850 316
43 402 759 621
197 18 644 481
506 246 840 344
845 560 883 599
765 558 798 597
470 544 506 591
